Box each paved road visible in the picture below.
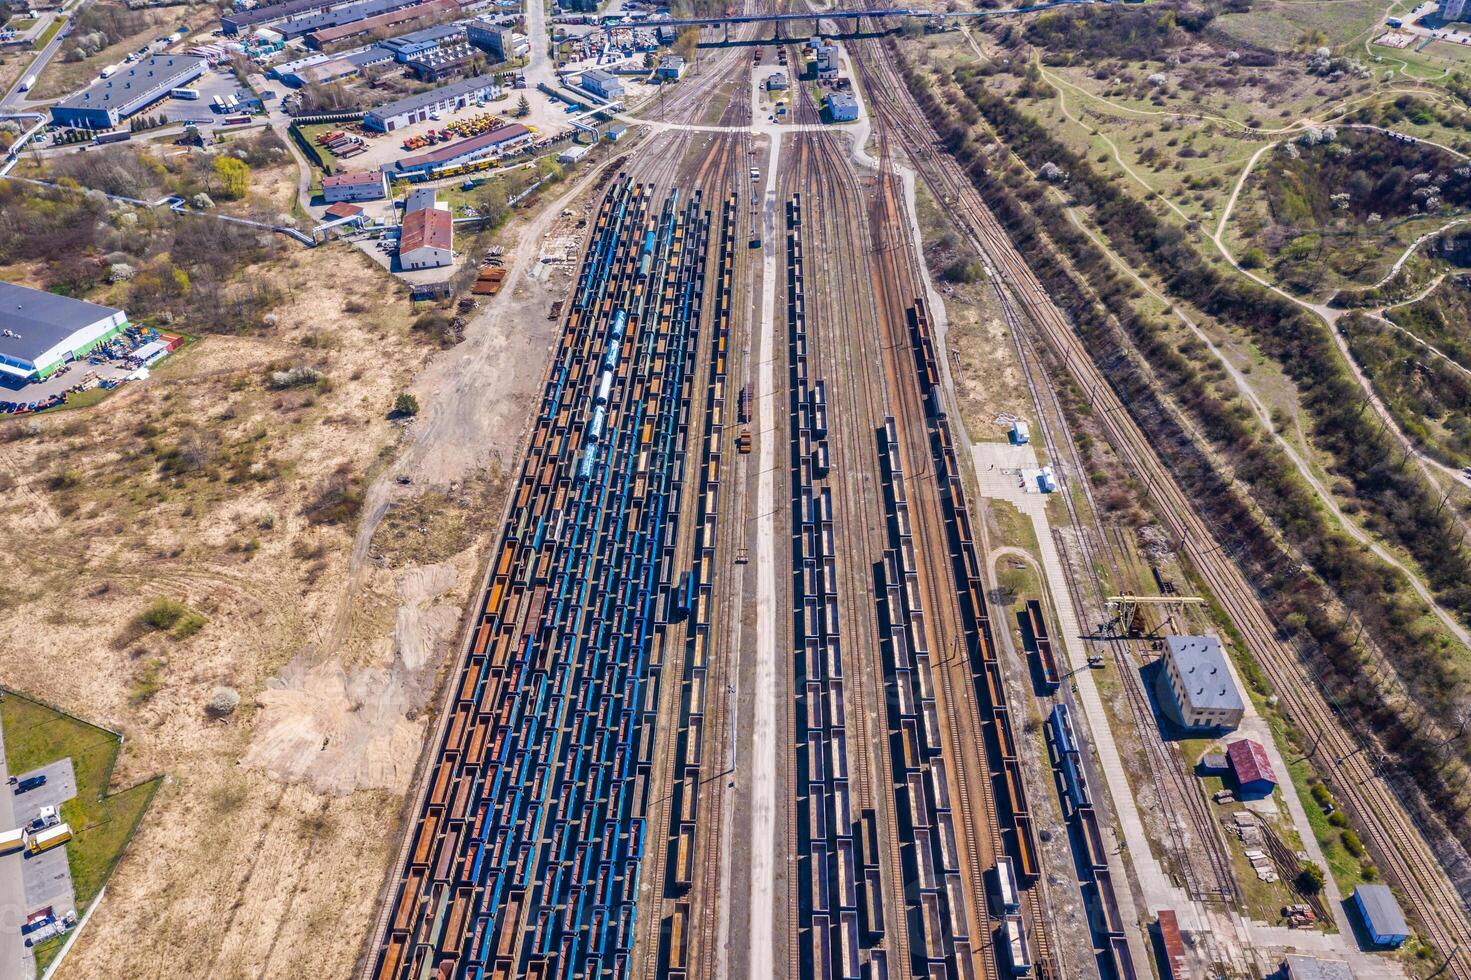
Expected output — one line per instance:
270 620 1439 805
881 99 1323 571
0 9 73 111
0 727 33 980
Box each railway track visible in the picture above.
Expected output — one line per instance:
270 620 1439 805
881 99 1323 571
850 26 1471 975
365 177 723 980
787 132 913 979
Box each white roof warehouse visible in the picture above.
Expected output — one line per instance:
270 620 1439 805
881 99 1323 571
364 75 503 132
50 56 207 130
0 282 129 384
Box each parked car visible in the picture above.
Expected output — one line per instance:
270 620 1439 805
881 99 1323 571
13 774 46 795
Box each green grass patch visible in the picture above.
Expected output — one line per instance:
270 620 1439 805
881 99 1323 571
31 934 63 974
136 597 207 639
0 690 162 910
32 15 63 49
35 386 114 416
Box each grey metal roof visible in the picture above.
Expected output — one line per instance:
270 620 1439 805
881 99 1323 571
405 187 437 212
827 92 857 110
378 21 465 51
1283 955 1355 980
278 0 417 35
56 56 206 112
0 282 121 363
1164 635 1243 713
1354 885 1410 939
367 73 499 119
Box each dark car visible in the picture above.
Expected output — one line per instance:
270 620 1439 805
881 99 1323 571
14 775 46 795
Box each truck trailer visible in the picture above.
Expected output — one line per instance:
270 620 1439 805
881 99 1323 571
0 828 24 855
27 823 71 856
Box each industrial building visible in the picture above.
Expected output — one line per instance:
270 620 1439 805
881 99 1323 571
278 47 393 87
579 68 624 100
399 206 453 269
222 0 334 35
378 22 467 61
50 55 206 129
305 0 463 48
0 282 129 384
405 42 475 81
656 55 685 80
364 74 503 131
1350 885 1411 948
1442 0 1467 22
825 91 858 123
273 0 451 41
1156 635 1244 731
604 122 627 141
766 70 788 91
392 122 531 173
322 169 390 203
1282 955 1355 980
466 19 515 60
1225 738 1276 796
404 186 439 213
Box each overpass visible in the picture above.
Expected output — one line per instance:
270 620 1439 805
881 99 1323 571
582 0 1096 35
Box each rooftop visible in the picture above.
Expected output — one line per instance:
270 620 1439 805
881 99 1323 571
323 202 364 219
395 122 529 169
1353 884 1410 939
400 206 453 254
1225 738 1274 786
405 187 438 212
1164 635 1243 713
827 92 857 110
0 282 122 364
368 73 500 119
322 170 384 188
378 21 465 50
57 56 206 112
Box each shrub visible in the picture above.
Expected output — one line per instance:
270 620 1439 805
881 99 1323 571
1341 829 1366 858
394 393 420 418
206 687 240 718
139 598 187 631
1296 862 1326 895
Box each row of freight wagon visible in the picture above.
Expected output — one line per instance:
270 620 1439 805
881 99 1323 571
906 297 1054 972
785 192 887 980
659 193 736 979
372 181 711 980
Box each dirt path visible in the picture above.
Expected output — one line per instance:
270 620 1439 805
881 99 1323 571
245 163 618 798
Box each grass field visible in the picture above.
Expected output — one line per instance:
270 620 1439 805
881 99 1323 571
1214 0 1390 51
0 690 161 911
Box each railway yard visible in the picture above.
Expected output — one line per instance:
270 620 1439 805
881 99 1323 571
355 5 1471 979
357 6 1471 977
11 0 1471 976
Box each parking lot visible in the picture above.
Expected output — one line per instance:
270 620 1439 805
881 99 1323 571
13 760 78 932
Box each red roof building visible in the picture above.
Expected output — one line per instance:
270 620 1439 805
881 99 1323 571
323 202 363 220
399 206 453 270
1226 738 1276 794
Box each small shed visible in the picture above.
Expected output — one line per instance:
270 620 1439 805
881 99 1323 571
1011 419 1030 444
604 123 627 141
1351 884 1411 948
1226 738 1276 795
1197 752 1229 775
324 202 363 221
559 144 590 164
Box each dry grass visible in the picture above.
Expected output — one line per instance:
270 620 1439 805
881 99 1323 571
0 242 466 979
